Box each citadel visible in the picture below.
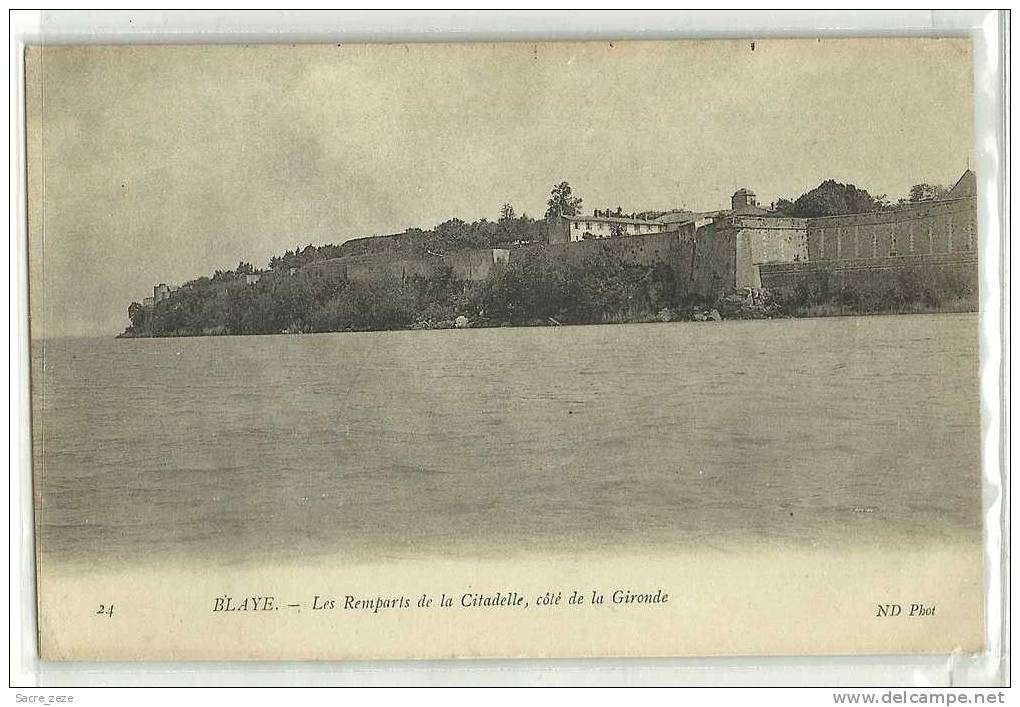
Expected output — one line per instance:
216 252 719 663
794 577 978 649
142 170 978 315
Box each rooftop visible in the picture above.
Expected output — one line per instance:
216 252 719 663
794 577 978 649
947 169 976 199
564 215 664 226
654 210 723 224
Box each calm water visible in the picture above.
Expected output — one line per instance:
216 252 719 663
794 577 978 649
32 314 981 568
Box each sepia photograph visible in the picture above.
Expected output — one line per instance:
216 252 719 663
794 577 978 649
26 37 986 661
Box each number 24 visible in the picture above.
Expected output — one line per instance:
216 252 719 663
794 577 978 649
96 604 114 617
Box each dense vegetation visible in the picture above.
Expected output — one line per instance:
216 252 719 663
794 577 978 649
123 245 701 337
772 180 888 217
770 264 977 317
771 180 948 218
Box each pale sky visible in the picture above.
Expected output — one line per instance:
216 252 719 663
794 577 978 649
27 38 974 337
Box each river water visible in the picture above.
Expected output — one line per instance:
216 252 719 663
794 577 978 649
31 314 981 569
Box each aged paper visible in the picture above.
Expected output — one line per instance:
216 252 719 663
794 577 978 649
27 39 983 660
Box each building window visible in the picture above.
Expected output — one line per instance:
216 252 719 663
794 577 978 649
871 230 878 257
572 222 579 229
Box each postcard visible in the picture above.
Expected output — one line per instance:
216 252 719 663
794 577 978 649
27 38 983 660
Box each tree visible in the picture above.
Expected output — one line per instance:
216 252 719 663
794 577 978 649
499 203 516 223
790 180 881 217
771 198 795 216
427 218 496 251
545 182 583 218
908 183 949 202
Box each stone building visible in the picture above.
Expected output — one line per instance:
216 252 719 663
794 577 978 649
548 214 669 243
540 190 808 295
729 188 768 215
677 176 978 298
686 215 808 293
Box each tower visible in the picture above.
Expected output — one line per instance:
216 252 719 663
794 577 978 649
731 188 757 212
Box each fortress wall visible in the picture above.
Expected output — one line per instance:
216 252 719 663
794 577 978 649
337 231 426 258
674 228 699 296
303 254 430 281
517 231 684 268
684 217 808 295
806 198 977 261
303 249 503 283
302 202 978 305
758 252 978 300
688 222 735 297
332 235 687 286
344 256 433 281
445 250 500 281
724 217 809 289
